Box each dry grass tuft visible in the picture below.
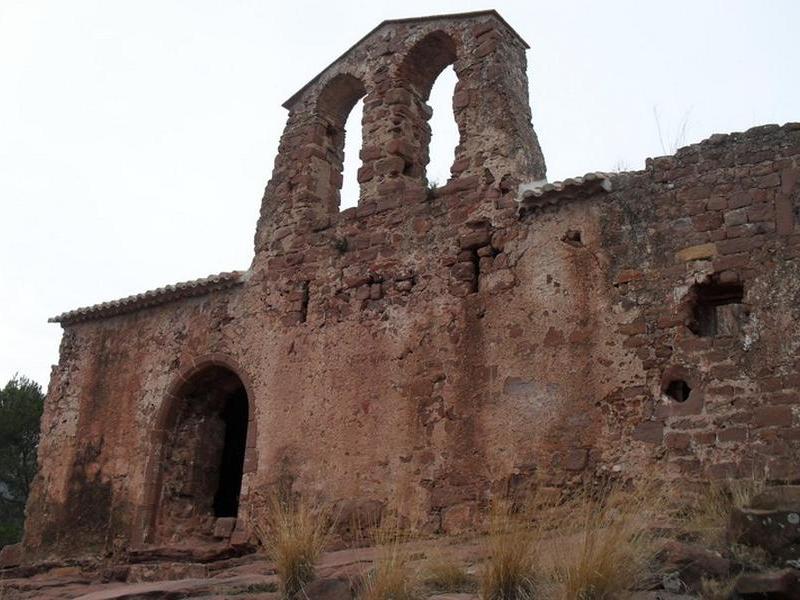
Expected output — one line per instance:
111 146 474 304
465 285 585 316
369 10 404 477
358 518 421 600
479 500 539 600
700 576 738 599
251 495 333 599
729 543 771 571
421 548 475 593
684 478 765 547
538 483 663 600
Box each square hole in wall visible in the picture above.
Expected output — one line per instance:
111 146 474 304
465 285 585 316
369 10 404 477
688 280 745 337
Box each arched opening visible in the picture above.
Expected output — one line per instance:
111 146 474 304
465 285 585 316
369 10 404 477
152 365 251 543
396 31 460 187
341 96 365 210
426 64 459 188
315 73 367 212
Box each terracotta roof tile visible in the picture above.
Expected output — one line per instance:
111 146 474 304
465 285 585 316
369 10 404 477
518 172 612 215
50 270 246 325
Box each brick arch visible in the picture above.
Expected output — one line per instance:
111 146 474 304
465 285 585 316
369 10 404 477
316 73 367 128
382 30 463 187
311 73 368 212
396 30 458 101
134 354 258 545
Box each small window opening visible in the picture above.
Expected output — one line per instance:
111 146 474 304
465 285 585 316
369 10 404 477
561 229 583 247
665 379 692 403
688 281 745 337
341 96 365 210
299 281 310 323
427 65 459 187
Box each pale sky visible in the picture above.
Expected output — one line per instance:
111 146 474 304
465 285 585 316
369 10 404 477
1 0 798 388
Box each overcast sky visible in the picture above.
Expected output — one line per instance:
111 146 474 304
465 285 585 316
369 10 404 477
1 0 798 389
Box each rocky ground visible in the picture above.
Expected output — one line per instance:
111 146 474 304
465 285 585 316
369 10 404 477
2 486 799 599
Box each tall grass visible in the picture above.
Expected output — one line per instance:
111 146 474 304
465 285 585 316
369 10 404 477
684 478 765 547
358 518 420 600
479 500 539 600
700 576 738 599
250 495 332 599
538 484 660 600
421 548 475 593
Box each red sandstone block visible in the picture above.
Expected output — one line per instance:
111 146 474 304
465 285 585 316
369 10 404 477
764 392 796 405
693 212 723 231
707 195 728 210
615 269 643 284
474 38 497 58
782 167 799 194
729 191 753 209
657 314 684 329
675 458 702 475
563 448 588 471
450 262 476 282
438 175 480 196
685 199 706 216
692 431 716 445
678 185 711 203
472 21 494 38
718 427 747 443
747 203 774 223
357 165 374 183
753 405 793 428
496 196 517 209
360 145 382 161
384 88 411 106
756 172 781 188
665 432 691 450
713 252 749 271
766 458 800 481
717 237 753 255
449 280 473 297
386 138 416 160
775 194 795 234
459 230 491 250
375 156 405 176
632 420 663 444
724 208 747 226
453 90 470 109
618 319 646 335
450 157 470 174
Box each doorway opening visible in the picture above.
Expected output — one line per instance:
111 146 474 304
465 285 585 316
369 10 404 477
154 365 250 542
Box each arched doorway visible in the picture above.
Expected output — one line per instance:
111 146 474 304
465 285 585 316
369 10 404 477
148 363 252 544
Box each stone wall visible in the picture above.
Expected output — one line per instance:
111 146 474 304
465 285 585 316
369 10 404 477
23 10 800 560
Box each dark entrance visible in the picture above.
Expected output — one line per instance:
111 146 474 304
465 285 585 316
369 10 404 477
154 365 250 542
213 386 248 517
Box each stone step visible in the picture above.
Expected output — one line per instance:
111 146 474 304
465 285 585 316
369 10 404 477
734 569 800 599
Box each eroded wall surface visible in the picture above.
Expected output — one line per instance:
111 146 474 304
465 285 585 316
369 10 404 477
23 10 800 559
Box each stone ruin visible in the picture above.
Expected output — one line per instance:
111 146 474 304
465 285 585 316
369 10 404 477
17 10 800 561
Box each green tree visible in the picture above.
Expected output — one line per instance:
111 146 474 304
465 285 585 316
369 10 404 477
0 375 44 548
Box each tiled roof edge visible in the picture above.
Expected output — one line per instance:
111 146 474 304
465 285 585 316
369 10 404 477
517 172 613 216
50 270 247 325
